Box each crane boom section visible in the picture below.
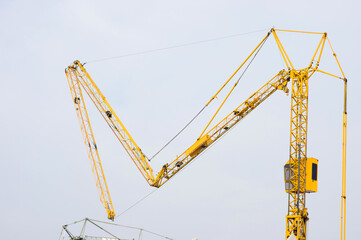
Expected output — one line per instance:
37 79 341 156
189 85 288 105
70 61 155 184
66 60 291 192
66 67 115 220
153 70 291 186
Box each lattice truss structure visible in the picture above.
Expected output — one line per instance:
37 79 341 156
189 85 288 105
59 218 173 240
65 29 347 240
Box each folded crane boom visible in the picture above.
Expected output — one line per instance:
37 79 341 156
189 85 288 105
66 61 290 190
67 62 155 185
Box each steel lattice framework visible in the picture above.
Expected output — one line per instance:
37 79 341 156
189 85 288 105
65 29 347 240
286 69 309 239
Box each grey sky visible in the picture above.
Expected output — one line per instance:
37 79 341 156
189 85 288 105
1 0 360 239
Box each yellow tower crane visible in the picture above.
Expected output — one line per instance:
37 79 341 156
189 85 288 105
65 29 347 240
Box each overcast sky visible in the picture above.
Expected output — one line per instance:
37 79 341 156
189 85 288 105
1 0 360 239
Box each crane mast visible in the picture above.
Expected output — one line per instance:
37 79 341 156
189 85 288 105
271 29 347 240
286 69 310 239
66 29 347 240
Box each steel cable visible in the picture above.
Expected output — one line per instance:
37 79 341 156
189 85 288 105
84 28 268 64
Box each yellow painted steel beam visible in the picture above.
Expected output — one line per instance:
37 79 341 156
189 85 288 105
66 67 115 220
274 29 325 35
271 29 294 70
199 31 271 139
341 79 347 240
204 31 271 107
327 37 346 79
73 61 155 184
153 70 291 187
315 35 327 68
308 34 327 69
310 67 344 80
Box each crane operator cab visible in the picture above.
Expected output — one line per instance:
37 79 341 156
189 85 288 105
284 158 318 193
